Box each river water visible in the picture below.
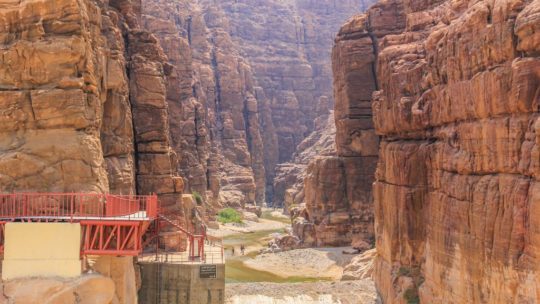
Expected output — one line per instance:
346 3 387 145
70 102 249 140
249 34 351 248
222 212 332 283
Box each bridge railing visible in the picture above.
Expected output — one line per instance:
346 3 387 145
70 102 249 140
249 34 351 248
0 193 158 221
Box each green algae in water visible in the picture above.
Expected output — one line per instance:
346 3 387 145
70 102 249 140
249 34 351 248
223 227 333 284
225 257 332 283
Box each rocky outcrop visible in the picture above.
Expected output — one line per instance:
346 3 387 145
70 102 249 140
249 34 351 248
93 256 138 304
342 248 377 281
0 275 117 304
274 111 336 215
334 0 540 302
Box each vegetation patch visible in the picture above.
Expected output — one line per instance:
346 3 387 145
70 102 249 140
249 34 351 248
403 287 420 304
192 191 203 205
218 208 243 224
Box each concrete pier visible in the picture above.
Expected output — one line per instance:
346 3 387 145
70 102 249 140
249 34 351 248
138 262 225 304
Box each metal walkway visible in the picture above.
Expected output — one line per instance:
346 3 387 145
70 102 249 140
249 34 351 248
0 192 223 261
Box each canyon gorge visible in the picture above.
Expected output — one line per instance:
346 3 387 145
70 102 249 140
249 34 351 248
0 0 539 302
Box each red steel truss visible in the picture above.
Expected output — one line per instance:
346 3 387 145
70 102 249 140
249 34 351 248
0 193 158 256
81 220 144 256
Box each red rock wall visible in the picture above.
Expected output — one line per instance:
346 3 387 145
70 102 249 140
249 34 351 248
291 14 382 248
331 0 540 302
138 0 372 208
211 0 372 205
0 0 190 299
0 0 111 193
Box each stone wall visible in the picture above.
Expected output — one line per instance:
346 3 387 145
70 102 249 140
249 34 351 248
332 0 540 302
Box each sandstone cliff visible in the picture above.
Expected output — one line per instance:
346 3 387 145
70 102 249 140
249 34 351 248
285 5 381 248
334 0 540 302
139 0 370 208
0 0 189 299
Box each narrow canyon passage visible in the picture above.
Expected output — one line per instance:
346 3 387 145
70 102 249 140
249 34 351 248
0 0 538 303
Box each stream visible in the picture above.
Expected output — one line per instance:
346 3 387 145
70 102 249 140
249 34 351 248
222 212 332 284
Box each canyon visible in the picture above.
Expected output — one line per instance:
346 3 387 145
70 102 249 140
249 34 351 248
0 0 539 302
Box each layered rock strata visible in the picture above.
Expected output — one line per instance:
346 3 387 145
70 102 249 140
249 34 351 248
213 0 372 204
335 0 540 302
0 0 189 299
286 10 381 248
139 0 370 207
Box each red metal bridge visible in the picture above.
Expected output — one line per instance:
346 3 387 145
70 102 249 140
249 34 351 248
0 193 214 261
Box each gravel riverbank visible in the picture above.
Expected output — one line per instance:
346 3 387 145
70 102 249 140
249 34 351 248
226 280 379 304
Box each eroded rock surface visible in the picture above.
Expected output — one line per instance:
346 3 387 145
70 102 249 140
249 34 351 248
1 275 117 304
286 10 381 248
0 0 186 299
139 0 371 208
334 0 540 302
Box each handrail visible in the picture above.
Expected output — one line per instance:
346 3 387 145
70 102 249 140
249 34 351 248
157 214 216 261
0 193 158 221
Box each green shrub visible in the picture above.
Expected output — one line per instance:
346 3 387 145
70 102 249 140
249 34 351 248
192 191 203 205
217 208 243 224
403 288 420 304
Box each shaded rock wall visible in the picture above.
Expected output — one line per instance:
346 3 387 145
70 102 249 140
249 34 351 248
289 15 381 248
213 0 372 204
274 110 336 217
268 1 379 248
333 0 540 302
138 0 370 207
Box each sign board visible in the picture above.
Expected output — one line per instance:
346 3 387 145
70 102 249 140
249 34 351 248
200 265 217 279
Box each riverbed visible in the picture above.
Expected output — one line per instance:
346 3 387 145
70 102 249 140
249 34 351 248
226 281 378 304
207 209 378 303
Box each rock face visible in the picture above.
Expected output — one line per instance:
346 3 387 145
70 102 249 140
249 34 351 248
0 275 117 304
286 9 382 248
0 0 186 299
0 0 375 299
274 111 336 215
139 0 370 208
333 0 540 302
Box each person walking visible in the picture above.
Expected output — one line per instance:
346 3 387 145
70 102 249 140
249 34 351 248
231 247 235 256
240 244 245 255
